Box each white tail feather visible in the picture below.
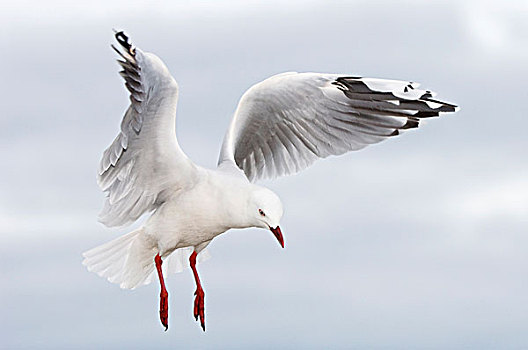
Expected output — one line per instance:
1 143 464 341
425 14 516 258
163 247 211 275
82 229 212 289
82 229 156 289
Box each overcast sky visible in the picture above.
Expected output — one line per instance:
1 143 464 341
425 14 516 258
1 0 527 349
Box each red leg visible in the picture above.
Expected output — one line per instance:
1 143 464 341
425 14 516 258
190 251 206 331
155 254 169 331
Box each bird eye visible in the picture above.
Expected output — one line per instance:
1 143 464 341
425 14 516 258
259 209 265 216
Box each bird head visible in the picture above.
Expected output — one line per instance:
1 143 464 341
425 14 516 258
249 187 284 248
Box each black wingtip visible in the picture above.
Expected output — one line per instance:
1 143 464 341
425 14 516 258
114 30 133 54
400 118 420 129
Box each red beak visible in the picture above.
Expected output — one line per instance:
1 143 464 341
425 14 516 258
270 226 284 248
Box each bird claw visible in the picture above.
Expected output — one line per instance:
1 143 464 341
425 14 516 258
159 290 169 331
193 287 205 331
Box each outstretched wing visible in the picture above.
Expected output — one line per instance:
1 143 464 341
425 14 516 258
98 32 197 227
218 72 458 181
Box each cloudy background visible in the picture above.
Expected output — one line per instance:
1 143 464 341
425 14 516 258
1 0 527 348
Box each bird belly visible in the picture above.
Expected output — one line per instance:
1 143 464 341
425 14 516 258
143 193 229 256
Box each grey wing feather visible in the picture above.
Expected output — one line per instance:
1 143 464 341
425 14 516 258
218 72 458 181
98 32 196 227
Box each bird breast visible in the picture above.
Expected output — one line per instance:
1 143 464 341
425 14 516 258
144 169 252 251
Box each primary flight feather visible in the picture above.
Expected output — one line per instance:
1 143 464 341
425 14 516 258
83 31 458 331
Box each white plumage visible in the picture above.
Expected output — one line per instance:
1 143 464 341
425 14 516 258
83 31 458 331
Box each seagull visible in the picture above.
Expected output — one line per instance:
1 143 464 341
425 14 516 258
83 31 458 332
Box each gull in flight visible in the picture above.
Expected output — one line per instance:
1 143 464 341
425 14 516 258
83 31 458 331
